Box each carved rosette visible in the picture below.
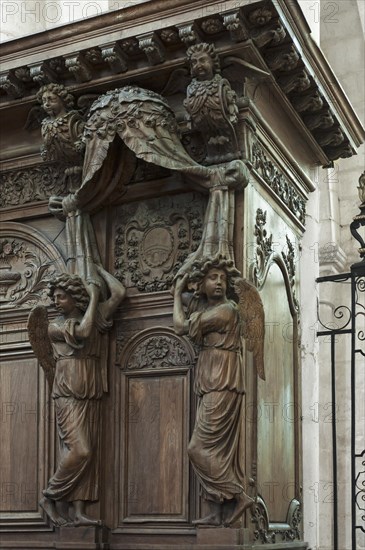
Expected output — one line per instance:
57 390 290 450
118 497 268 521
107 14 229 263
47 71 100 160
251 142 306 225
114 194 205 292
0 164 66 208
118 327 196 371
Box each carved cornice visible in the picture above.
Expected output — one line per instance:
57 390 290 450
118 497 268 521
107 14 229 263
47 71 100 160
251 141 306 226
0 1 362 164
0 164 66 208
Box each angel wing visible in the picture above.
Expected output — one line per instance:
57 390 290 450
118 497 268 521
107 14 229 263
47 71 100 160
27 305 56 390
161 68 190 96
234 278 265 380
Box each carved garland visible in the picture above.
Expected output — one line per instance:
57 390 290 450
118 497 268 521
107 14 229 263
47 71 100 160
251 142 306 226
0 164 66 208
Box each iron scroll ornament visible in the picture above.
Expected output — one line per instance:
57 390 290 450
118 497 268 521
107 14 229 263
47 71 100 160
350 171 365 265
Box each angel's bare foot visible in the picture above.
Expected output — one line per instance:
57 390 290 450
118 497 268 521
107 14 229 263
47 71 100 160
74 513 102 527
73 501 102 527
40 497 69 527
193 502 222 526
224 493 254 526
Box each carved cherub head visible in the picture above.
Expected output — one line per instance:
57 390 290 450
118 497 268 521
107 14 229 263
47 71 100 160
49 273 89 314
186 43 220 81
190 256 240 300
37 83 75 118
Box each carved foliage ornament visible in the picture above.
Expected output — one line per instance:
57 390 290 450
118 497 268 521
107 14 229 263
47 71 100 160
115 194 205 292
252 209 300 314
126 335 191 370
0 165 66 208
0 237 57 309
251 142 306 225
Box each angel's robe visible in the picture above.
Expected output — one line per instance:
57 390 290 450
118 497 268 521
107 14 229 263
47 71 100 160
187 300 246 503
43 314 111 503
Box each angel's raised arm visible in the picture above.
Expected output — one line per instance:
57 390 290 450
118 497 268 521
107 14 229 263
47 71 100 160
96 265 126 321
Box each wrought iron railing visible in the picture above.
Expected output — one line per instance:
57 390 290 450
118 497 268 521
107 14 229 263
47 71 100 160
316 172 365 550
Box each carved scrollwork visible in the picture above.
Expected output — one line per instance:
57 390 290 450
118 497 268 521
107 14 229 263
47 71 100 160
64 53 92 83
251 497 301 543
251 142 306 225
119 327 196 370
0 164 66 208
282 235 300 311
0 223 66 310
114 194 205 292
222 11 248 42
251 210 300 316
101 42 128 73
137 32 165 65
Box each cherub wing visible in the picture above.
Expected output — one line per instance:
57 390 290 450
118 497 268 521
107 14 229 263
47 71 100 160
27 305 56 390
161 68 190 96
234 278 265 380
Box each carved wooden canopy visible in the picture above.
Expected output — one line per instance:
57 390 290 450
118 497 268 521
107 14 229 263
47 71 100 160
0 0 364 166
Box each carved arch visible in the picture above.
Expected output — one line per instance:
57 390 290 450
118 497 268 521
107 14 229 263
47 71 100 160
0 221 66 310
118 326 197 371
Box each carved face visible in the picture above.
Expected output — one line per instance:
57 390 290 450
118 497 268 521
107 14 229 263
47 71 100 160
41 92 66 117
190 52 214 81
202 268 227 300
53 288 77 315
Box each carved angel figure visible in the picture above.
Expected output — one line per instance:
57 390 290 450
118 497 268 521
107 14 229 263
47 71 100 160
173 257 265 526
36 83 85 191
184 43 239 163
27 267 125 527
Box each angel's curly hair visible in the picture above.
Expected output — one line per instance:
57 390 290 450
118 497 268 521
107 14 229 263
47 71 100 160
186 42 221 75
36 83 75 109
48 273 89 312
189 256 240 299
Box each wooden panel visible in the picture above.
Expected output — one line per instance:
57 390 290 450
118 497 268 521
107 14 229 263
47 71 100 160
257 263 296 522
0 354 51 529
122 372 189 523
